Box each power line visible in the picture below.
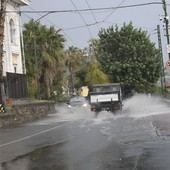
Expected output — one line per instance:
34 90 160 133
21 12 32 20
60 1 160 36
64 21 103 31
20 1 165 49
85 0 100 32
103 0 127 22
24 6 78 48
70 0 93 40
38 17 78 48
63 17 155 32
17 2 163 14
103 21 156 31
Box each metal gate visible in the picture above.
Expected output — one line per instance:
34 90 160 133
6 72 28 99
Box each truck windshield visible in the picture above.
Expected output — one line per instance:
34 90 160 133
92 85 119 92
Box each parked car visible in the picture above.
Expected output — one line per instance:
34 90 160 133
67 96 89 109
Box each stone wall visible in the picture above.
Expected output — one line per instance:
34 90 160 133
0 101 55 129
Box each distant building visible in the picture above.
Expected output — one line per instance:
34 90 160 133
0 0 30 104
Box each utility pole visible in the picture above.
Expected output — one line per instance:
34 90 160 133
162 0 170 59
32 19 39 99
33 13 51 100
157 25 166 95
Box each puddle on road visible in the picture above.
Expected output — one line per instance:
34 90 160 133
1 142 67 170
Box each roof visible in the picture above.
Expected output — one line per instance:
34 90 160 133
10 0 30 6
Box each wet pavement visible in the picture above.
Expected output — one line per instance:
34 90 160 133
0 94 170 170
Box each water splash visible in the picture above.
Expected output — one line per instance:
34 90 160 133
122 94 170 118
56 107 96 121
29 94 170 126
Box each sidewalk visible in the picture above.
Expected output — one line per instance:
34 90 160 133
152 113 170 136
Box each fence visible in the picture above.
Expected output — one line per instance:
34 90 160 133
6 72 28 99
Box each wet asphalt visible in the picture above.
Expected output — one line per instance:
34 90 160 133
0 95 170 170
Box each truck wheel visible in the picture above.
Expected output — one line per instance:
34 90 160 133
119 102 123 111
110 107 115 113
94 110 100 117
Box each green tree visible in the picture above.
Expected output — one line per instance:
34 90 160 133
97 23 161 96
64 43 109 90
40 26 65 99
23 20 65 99
64 46 84 91
83 39 110 87
85 58 110 86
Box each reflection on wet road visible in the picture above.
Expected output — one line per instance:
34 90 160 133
1 94 170 170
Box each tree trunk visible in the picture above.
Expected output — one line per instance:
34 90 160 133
0 0 7 83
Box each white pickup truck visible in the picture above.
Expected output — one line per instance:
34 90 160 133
89 83 123 113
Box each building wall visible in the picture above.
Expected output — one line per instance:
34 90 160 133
3 0 29 76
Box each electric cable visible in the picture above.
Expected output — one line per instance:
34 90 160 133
70 0 93 40
18 2 163 14
25 5 78 48
103 0 127 22
19 1 165 48
85 0 100 32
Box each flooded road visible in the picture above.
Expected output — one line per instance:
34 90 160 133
1 94 170 170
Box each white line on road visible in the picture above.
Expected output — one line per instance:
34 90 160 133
0 122 72 148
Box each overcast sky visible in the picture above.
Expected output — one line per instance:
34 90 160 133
21 0 170 62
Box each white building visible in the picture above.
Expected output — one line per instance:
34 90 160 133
0 0 30 104
3 0 30 75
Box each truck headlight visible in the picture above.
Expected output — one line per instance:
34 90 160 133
82 103 88 107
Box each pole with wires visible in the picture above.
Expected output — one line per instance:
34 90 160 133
162 0 170 59
157 25 166 96
32 13 53 99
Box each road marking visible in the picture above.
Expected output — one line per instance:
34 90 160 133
0 122 72 148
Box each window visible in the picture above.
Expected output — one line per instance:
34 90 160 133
9 19 15 43
12 54 18 73
14 65 17 73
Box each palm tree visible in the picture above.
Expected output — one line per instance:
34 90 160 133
23 21 40 98
23 21 65 99
40 26 65 99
